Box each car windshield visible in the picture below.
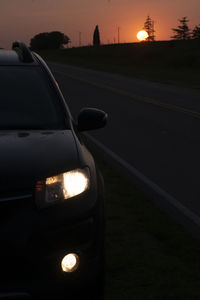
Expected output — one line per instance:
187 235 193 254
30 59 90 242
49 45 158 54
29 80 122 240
0 66 66 129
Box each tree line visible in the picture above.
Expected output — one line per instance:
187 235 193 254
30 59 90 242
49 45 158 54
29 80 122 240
141 15 200 41
30 17 200 51
30 27 101 50
171 16 200 40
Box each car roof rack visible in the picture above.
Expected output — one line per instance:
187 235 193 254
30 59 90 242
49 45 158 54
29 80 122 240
12 41 34 63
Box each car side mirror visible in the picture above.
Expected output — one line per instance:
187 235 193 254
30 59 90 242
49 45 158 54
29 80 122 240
77 108 108 132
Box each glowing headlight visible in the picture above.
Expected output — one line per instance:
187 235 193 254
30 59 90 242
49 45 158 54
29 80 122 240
63 170 89 198
36 168 90 208
61 253 79 272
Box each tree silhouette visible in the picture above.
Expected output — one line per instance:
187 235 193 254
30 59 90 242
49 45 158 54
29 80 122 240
171 17 191 40
143 15 155 41
93 25 101 46
47 31 70 49
192 25 200 39
30 31 70 50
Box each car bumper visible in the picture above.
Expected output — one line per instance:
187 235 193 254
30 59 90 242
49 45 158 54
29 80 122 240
0 193 104 297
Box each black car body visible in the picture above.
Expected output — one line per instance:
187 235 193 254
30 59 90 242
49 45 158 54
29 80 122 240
0 43 107 299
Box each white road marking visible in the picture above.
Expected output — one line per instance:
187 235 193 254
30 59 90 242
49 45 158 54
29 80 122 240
85 133 200 227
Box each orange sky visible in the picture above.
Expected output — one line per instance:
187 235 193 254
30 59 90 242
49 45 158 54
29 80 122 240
0 0 200 48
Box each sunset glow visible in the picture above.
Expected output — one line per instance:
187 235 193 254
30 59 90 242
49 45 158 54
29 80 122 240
0 0 199 47
137 30 149 41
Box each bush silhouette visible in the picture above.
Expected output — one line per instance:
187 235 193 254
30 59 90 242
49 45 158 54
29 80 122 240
30 31 70 50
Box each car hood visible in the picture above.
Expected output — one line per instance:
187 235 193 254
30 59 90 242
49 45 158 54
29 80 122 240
0 130 79 186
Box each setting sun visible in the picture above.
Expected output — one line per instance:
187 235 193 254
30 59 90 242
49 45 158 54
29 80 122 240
137 30 149 41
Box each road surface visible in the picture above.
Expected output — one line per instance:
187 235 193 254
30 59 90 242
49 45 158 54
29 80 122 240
49 62 200 237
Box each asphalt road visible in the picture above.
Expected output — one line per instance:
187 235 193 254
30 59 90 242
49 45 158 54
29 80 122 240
49 62 200 236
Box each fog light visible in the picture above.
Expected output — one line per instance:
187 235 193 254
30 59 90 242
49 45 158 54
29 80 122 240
61 253 79 272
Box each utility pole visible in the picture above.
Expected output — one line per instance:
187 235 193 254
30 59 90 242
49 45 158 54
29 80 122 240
68 40 72 48
118 27 120 44
79 32 82 47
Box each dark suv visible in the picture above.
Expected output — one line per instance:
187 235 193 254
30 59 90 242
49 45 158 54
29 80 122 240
0 42 107 299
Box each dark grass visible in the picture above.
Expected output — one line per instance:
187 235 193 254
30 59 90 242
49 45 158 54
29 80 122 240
38 39 200 89
91 151 200 300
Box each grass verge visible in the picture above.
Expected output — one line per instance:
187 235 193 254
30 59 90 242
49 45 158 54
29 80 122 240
38 39 200 89
92 151 200 300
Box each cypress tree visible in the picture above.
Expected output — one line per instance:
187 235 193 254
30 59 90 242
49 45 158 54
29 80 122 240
93 25 100 46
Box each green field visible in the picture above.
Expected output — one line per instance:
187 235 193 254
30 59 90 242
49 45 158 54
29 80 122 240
91 151 200 300
39 39 200 89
